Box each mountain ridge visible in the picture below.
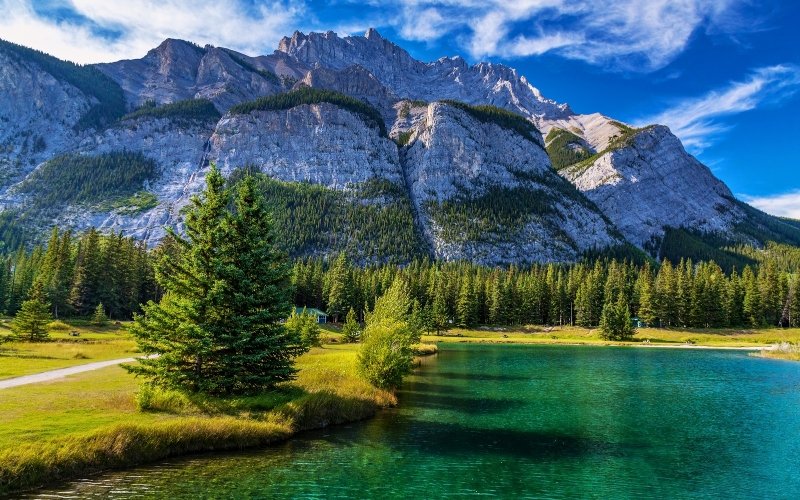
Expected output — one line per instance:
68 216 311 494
0 29 797 264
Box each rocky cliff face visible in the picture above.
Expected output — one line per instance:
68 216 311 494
0 49 87 187
560 126 744 246
0 29 795 263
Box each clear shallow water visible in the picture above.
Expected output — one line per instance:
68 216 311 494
35 345 800 499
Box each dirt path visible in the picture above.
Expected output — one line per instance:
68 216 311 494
0 357 137 390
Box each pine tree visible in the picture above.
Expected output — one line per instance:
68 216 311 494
327 252 353 323
12 281 52 342
127 168 304 394
92 302 108 326
456 272 478 327
286 307 321 348
599 294 635 341
341 307 361 343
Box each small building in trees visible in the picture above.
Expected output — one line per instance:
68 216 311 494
294 307 328 324
631 317 647 328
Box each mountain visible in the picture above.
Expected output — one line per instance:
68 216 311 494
0 31 797 264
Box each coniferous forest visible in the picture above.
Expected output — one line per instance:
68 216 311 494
2 220 800 330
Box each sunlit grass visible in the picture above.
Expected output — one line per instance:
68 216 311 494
0 344 395 495
0 321 136 379
424 325 800 348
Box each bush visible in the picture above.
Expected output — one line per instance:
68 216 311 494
46 320 70 331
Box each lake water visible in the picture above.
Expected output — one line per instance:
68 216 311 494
36 344 800 498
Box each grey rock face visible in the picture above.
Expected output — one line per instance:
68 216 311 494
0 50 87 185
1 29 782 263
95 39 285 111
209 103 403 188
562 125 743 245
404 102 620 263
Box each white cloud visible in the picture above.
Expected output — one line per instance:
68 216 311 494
743 191 800 219
387 0 748 71
637 65 800 151
0 0 305 63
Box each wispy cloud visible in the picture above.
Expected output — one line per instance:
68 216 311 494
0 0 305 63
0 0 759 70
637 65 800 151
743 191 800 219
386 0 751 71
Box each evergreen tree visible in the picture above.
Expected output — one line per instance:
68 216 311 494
286 307 321 348
599 294 635 341
326 252 353 322
92 302 108 326
341 307 361 343
127 168 304 394
12 281 52 342
456 272 478 327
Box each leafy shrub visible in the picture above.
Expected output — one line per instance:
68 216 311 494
46 320 70 331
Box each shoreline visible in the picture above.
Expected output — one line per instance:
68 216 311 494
428 338 768 350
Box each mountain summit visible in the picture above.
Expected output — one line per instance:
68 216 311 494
0 31 796 263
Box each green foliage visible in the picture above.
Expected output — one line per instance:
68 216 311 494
91 302 108 326
230 87 387 137
564 124 650 177
733 200 800 247
127 168 306 395
439 100 542 146
18 152 157 209
228 172 423 263
545 128 593 170
97 191 159 215
121 99 220 124
425 186 570 245
12 282 52 341
0 39 125 130
286 308 322 348
599 295 635 341
358 278 415 389
395 130 413 147
652 227 755 273
341 308 361 343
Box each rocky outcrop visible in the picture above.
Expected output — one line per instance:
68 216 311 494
0 48 88 186
208 103 403 187
403 102 620 263
1 29 796 263
561 126 744 245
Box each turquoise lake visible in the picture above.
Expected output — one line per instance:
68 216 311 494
37 344 800 498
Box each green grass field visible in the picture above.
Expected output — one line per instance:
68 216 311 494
0 321 135 379
0 342 395 495
424 325 800 348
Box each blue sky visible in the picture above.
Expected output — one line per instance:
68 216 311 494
1 0 799 217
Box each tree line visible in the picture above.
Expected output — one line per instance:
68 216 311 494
293 253 800 330
0 228 157 320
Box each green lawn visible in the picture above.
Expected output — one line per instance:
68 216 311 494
424 325 800 347
0 321 136 379
0 343 396 495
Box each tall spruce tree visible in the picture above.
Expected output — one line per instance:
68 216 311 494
12 281 52 342
127 168 303 394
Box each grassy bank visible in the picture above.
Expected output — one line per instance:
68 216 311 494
0 344 395 496
424 325 800 348
0 321 136 379
756 341 800 361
